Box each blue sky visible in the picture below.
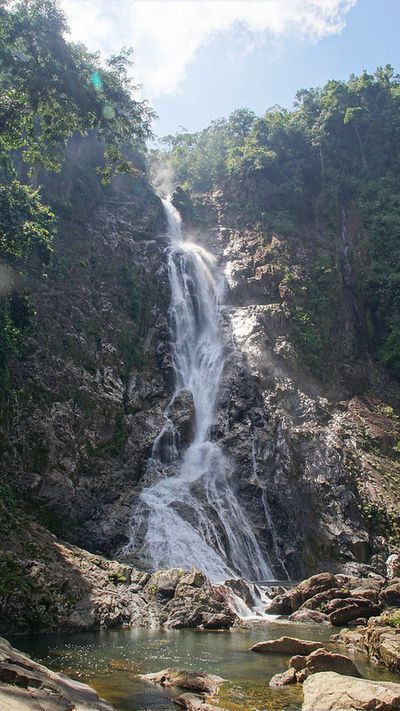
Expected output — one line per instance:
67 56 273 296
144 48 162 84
61 0 399 138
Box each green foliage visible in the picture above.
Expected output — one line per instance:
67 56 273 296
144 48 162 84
108 571 127 585
361 501 400 545
384 611 400 628
0 0 154 384
160 66 400 378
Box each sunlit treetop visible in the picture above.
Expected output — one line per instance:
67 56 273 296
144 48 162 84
0 0 155 178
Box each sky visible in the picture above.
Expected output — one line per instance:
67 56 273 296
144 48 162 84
60 0 400 138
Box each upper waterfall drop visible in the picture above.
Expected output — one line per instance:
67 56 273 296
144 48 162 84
121 197 273 582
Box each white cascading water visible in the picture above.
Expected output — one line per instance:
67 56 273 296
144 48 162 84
121 198 273 582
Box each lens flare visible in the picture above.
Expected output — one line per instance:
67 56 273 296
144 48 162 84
102 104 115 120
90 71 103 91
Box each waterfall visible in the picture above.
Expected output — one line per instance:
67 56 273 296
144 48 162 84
121 198 273 582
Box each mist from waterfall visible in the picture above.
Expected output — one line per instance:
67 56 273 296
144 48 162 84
121 198 273 581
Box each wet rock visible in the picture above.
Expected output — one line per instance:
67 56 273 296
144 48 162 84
224 578 255 608
289 609 330 624
0 637 114 710
174 692 225 711
141 669 224 695
167 389 196 448
250 637 324 655
269 667 297 687
302 671 400 711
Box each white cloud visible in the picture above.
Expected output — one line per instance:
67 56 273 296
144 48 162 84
60 0 357 97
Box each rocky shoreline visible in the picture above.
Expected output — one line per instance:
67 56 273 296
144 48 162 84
0 636 114 711
0 520 237 636
1 567 400 711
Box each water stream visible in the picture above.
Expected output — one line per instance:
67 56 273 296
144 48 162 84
121 198 272 581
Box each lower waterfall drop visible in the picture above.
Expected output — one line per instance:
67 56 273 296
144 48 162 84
121 198 273 582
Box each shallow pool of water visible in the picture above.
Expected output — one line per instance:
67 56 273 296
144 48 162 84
12 621 399 711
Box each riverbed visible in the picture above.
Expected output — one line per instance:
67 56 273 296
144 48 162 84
12 621 399 711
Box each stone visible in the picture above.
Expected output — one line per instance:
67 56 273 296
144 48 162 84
363 621 400 673
264 594 292 615
269 667 297 687
289 655 307 671
291 574 339 609
299 588 349 611
347 617 368 627
224 578 255 608
296 669 309 683
141 669 224 695
303 648 361 677
0 637 114 710
174 692 224 711
289 609 330 624
328 598 382 626
145 569 184 601
265 574 340 615
350 588 380 604
381 583 400 607
250 637 325 655
202 613 233 629
302 671 400 711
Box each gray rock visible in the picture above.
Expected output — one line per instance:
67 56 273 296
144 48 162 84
302 672 400 711
269 667 297 687
250 637 325 655
0 637 114 710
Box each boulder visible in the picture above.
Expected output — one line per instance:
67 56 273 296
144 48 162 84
174 692 225 711
145 569 184 601
381 583 400 607
291 573 339 609
289 609 330 624
265 573 339 615
269 667 297 687
289 654 307 671
328 598 382 626
224 578 255 608
350 588 380 604
202 613 233 630
363 620 400 673
264 593 292 615
303 648 361 677
140 669 224 695
0 637 114 710
302 671 400 711
300 588 349 611
250 637 325 655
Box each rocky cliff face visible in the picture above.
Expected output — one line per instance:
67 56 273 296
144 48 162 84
1 138 399 598
0 137 171 557
177 187 400 578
